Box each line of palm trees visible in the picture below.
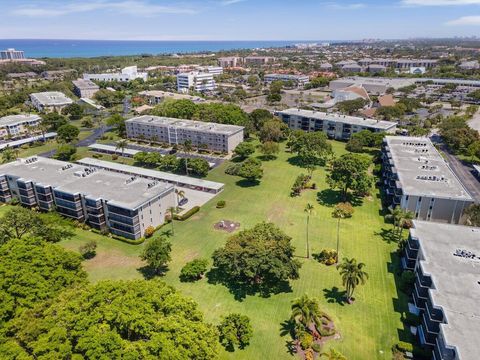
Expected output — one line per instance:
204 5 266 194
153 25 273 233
303 202 368 304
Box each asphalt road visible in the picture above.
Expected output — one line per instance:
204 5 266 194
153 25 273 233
39 126 113 158
436 141 480 202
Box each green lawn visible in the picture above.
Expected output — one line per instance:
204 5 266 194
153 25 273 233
7 140 409 359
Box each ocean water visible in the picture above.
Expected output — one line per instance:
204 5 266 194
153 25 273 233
0 39 321 58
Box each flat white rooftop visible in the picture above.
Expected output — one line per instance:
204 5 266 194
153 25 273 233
384 136 473 200
126 115 244 136
30 91 73 106
77 157 224 192
411 221 480 360
88 143 140 156
0 156 173 209
279 108 397 130
0 114 41 127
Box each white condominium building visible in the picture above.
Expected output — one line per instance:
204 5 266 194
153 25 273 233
1 48 25 60
125 115 244 153
0 114 42 140
176 72 216 93
30 92 73 113
83 66 148 82
72 79 100 99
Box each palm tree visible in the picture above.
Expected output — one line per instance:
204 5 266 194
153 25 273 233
182 140 193 176
290 294 321 328
337 257 368 304
115 139 129 162
168 206 176 235
390 206 414 241
175 189 185 206
304 203 314 259
1 148 16 163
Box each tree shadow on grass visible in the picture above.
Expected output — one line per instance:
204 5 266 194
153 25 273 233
257 155 277 161
316 189 364 207
279 319 296 356
286 155 305 168
206 267 292 301
323 286 347 306
137 264 168 280
375 228 399 244
235 179 261 188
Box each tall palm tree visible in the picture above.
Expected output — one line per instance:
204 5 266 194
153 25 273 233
290 294 321 328
168 206 176 235
337 257 368 304
390 206 414 241
175 189 185 206
1 148 16 164
304 203 314 259
115 139 129 161
182 140 193 176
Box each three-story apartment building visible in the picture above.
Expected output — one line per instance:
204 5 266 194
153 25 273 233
0 156 175 239
0 114 42 140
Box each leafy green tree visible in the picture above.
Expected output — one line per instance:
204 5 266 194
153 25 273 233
212 222 301 290
234 142 255 159
54 144 77 161
249 108 273 131
465 204 480 227
0 238 87 325
141 236 172 275
304 76 329 90
7 280 220 359
177 157 209 177
153 99 197 119
336 98 368 115
0 208 74 245
288 131 332 167
376 104 406 120
180 258 209 282
41 112 68 131
1 148 17 164
327 153 372 200
106 114 126 137
236 157 263 182
57 124 80 143
259 119 288 143
337 257 369 303
259 141 280 159
218 313 253 351
93 89 124 107
61 103 83 120
79 240 97 259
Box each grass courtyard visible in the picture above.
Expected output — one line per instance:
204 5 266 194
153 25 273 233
10 140 409 359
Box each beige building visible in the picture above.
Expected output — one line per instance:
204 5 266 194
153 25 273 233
126 115 244 153
382 136 474 224
72 79 100 99
0 114 42 140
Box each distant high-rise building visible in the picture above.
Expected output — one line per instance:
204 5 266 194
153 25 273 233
0 48 25 60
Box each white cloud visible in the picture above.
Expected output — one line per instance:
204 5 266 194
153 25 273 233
326 2 366 10
447 15 480 25
11 1 197 18
220 0 245 5
402 0 480 6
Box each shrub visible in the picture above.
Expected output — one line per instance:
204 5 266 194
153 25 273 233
173 206 200 221
299 332 314 350
291 174 311 197
304 348 314 360
225 163 241 176
180 258 209 282
402 312 420 326
92 153 103 159
112 154 118 160
144 226 155 238
399 270 415 293
218 313 253 351
332 202 354 219
395 341 414 353
79 240 97 259
216 200 226 208
311 343 322 353
313 249 338 265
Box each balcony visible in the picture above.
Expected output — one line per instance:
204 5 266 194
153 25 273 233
422 313 440 335
435 338 457 360
426 301 444 323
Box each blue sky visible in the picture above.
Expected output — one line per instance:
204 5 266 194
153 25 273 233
2 0 480 40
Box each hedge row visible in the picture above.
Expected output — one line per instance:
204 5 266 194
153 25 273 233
174 206 200 221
